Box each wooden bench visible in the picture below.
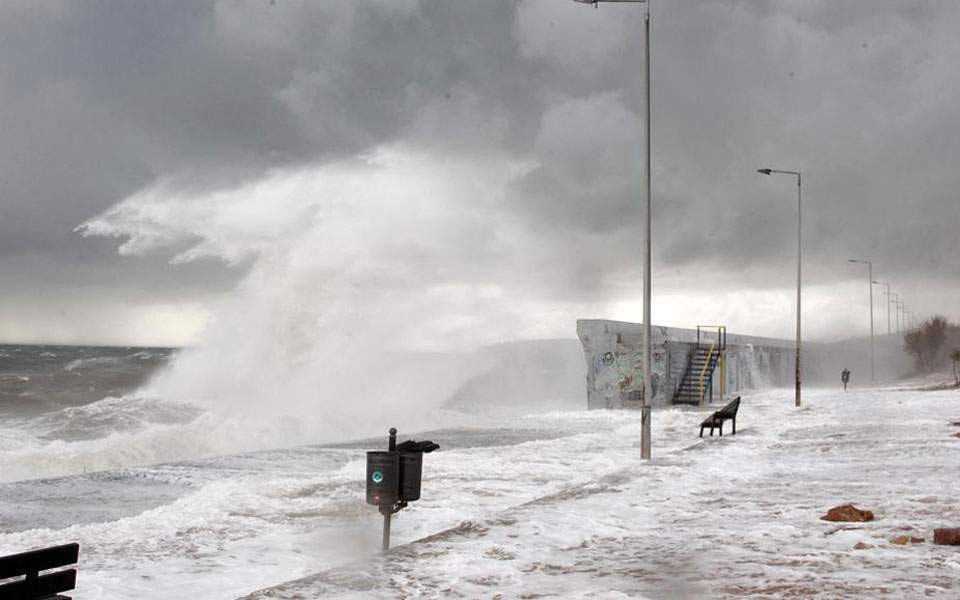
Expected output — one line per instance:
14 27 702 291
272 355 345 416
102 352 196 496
0 543 79 600
699 396 741 437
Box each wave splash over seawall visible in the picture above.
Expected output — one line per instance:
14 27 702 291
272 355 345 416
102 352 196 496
3 148 576 481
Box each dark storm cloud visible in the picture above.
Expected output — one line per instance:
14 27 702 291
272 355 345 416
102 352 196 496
2 0 959 342
0 0 538 331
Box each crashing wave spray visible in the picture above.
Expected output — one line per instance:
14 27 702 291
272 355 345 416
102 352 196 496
70 148 542 466
738 343 772 390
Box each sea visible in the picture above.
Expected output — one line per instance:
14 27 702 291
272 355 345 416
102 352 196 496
0 341 593 599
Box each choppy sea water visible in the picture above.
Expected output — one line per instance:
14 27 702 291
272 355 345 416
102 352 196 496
0 340 588 485
0 344 209 483
0 344 175 418
0 342 593 598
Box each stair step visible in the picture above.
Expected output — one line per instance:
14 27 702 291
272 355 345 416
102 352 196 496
673 347 724 403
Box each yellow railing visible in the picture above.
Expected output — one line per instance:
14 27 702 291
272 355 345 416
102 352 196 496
698 339 716 405
695 325 727 406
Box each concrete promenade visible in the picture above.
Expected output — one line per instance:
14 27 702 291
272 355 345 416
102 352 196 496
240 386 960 599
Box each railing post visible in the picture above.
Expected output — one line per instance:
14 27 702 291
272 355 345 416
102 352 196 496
698 339 715 407
720 351 726 400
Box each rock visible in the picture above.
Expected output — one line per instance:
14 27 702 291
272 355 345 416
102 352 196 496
933 528 960 545
821 504 875 522
853 542 872 549
889 535 925 545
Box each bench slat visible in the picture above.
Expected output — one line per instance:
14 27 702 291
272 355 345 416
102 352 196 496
0 568 76 599
0 544 79 580
713 398 740 419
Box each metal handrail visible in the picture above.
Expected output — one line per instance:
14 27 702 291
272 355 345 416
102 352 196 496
696 325 726 350
698 339 716 405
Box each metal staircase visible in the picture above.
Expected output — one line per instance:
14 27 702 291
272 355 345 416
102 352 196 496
673 326 726 406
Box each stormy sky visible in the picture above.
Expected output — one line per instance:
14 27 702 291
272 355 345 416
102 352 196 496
1 0 958 346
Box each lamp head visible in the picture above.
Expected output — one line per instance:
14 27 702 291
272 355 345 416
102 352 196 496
757 168 772 175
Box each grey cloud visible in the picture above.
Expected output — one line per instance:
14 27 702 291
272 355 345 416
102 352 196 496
2 0 960 342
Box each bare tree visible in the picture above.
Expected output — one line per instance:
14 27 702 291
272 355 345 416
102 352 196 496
904 316 948 373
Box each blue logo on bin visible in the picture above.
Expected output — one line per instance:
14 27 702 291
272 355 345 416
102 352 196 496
371 470 383 483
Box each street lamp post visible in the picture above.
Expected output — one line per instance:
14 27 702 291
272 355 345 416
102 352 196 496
574 0 652 459
891 294 900 332
873 280 891 335
849 259 874 381
757 168 802 408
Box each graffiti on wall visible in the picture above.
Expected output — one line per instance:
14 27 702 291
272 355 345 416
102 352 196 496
592 350 665 400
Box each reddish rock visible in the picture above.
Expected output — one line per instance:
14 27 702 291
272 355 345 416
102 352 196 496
933 528 960 545
889 535 925 545
821 504 875 522
853 542 872 549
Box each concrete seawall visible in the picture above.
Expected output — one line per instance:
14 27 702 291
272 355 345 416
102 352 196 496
576 319 912 409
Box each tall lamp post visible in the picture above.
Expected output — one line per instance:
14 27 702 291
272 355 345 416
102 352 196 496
873 280 891 335
848 259 874 381
574 0 653 459
890 294 900 332
757 168 802 408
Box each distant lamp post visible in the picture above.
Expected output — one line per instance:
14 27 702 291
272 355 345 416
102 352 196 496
758 168 802 407
890 294 900 332
573 0 653 459
873 280 891 335
848 259 874 381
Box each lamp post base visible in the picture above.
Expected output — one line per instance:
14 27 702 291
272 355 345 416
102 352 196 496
641 405 651 459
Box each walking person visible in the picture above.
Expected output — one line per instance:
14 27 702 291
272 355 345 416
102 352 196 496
841 368 851 391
